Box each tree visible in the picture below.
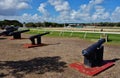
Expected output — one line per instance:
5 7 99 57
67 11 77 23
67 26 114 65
0 20 22 27
26 22 36 28
116 22 120 27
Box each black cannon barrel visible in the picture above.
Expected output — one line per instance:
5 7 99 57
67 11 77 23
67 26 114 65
97 38 106 47
82 38 105 56
0 30 14 36
5 26 18 31
0 26 18 36
9 29 30 35
30 32 50 39
18 29 30 33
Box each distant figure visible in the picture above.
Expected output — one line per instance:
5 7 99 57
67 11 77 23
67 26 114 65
23 22 26 28
100 28 103 32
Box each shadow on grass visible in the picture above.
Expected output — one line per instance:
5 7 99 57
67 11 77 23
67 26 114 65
0 56 67 78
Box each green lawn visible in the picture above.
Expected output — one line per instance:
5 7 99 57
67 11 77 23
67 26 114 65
26 28 120 45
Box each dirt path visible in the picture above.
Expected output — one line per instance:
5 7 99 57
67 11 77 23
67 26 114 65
0 34 120 78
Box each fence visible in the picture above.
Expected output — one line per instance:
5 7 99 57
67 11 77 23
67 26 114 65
27 28 120 43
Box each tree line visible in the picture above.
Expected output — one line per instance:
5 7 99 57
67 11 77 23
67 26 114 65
0 20 22 29
0 20 120 29
25 22 63 28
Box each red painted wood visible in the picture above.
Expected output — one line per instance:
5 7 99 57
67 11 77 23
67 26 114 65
69 61 114 76
23 43 44 48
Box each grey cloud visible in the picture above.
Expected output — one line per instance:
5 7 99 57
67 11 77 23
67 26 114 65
0 0 31 16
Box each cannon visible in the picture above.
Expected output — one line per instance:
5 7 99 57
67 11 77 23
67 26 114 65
69 38 114 76
0 31 4 36
29 32 50 45
0 26 18 36
82 38 106 67
5 26 18 31
9 29 30 39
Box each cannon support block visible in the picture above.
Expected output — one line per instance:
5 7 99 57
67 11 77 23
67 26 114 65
69 61 114 76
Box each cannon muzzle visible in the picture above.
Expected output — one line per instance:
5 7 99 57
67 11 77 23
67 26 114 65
82 38 105 56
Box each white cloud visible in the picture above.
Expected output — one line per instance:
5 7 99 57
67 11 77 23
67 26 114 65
0 0 30 10
0 15 20 22
94 0 104 4
112 7 120 22
0 0 30 15
0 0 15 10
48 0 71 21
0 13 42 23
89 0 104 4
0 0 109 23
21 13 58 23
26 0 120 23
48 0 70 12
38 3 50 17
91 6 110 22
21 13 44 22
69 0 111 22
46 0 112 23
0 0 120 23
17 2 30 9
70 10 90 21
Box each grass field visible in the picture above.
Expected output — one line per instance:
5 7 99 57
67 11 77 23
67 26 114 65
25 28 120 44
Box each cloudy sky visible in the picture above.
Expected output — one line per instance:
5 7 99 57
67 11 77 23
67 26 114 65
0 0 120 23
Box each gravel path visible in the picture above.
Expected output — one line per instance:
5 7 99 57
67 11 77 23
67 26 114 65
0 34 120 78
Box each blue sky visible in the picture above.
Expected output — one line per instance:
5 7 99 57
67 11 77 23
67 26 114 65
0 0 120 23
